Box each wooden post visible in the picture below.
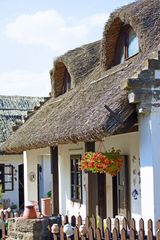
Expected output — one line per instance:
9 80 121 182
50 146 59 215
85 142 97 217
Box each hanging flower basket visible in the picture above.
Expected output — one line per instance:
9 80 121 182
80 148 123 176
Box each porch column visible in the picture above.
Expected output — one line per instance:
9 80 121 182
85 142 97 217
23 151 38 206
139 113 160 223
50 146 59 215
128 60 160 230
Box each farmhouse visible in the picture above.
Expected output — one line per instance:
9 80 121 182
0 95 51 210
1 0 160 229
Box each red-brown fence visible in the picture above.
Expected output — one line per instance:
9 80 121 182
2 212 160 240
51 215 158 240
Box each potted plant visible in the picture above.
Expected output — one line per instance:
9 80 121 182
80 148 123 176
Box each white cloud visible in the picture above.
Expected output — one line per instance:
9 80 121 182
82 13 109 28
5 10 109 53
0 70 50 97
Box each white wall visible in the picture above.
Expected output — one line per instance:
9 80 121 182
0 154 23 208
96 132 141 220
24 147 51 206
58 143 86 219
59 132 141 220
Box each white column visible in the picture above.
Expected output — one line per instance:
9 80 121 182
23 151 29 206
139 111 160 229
23 150 38 206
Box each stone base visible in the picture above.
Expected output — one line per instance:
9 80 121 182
7 217 53 240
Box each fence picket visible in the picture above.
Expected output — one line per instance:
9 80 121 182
98 217 103 237
90 216 96 238
106 217 111 233
148 219 153 230
77 215 82 227
88 226 94 240
148 228 153 240
53 232 58 240
122 217 127 231
96 228 101 240
71 215 76 227
139 229 144 240
114 218 120 237
121 228 126 240
60 226 64 240
156 229 160 240
130 218 136 232
157 220 160 232
139 218 144 232
63 215 69 225
112 228 118 240
74 226 79 240
104 227 110 240
130 228 135 240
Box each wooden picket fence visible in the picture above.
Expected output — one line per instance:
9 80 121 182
51 215 160 240
1 212 160 240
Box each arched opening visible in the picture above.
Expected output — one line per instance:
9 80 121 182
101 18 139 70
53 62 71 97
114 25 139 65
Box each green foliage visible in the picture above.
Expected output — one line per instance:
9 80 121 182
47 190 51 198
0 185 3 200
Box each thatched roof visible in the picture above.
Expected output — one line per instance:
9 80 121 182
0 96 44 144
50 41 100 97
101 0 160 70
1 0 160 153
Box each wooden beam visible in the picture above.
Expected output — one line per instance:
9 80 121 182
104 104 124 127
85 142 97 217
50 146 59 215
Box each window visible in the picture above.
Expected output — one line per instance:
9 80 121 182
0 164 14 192
114 25 139 65
63 68 71 94
70 155 82 203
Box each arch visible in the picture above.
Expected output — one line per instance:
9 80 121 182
52 62 71 98
101 17 139 70
114 25 139 65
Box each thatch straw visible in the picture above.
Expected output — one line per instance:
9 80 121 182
0 96 44 144
101 0 160 70
1 0 160 153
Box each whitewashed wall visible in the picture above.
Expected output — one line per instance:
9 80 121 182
22 147 51 207
59 132 141 220
97 132 141 221
58 143 86 219
0 154 23 208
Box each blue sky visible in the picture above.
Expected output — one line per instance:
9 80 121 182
0 0 133 96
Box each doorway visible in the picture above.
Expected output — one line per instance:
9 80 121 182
112 155 130 219
18 164 24 209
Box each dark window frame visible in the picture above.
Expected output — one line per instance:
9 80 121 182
114 25 139 65
70 155 82 203
0 164 14 192
63 68 71 94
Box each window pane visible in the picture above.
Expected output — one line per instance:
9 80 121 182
4 182 12 191
76 187 81 200
128 28 139 57
71 173 75 185
119 189 125 210
5 175 12 182
71 185 76 199
76 173 81 185
70 155 82 202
